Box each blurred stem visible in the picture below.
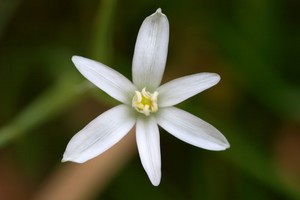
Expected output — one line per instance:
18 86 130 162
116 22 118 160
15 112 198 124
0 0 118 147
0 74 86 147
90 0 117 63
34 130 136 200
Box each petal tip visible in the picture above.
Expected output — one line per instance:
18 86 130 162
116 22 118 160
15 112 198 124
216 140 230 151
152 180 161 187
61 155 70 163
61 151 86 163
212 134 230 151
215 73 221 83
154 8 167 18
208 72 221 84
150 176 161 186
71 55 83 65
224 142 230 149
207 72 221 87
71 55 80 60
152 8 167 19
222 136 230 149
61 153 72 163
61 155 85 164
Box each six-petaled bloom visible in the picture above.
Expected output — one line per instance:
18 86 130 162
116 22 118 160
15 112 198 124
62 8 230 186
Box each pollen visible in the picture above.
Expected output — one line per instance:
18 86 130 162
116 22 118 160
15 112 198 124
132 88 159 116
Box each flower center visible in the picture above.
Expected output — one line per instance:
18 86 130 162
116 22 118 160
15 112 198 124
132 88 159 116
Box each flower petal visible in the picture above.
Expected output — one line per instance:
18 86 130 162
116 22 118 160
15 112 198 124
62 105 136 163
157 73 220 107
132 8 169 91
136 116 161 186
72 55 136 104
156 107 229 150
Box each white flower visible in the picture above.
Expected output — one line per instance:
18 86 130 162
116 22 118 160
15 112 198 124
62 8 229 186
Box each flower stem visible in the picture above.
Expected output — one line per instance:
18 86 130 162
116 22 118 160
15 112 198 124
90 0 117 63
0 0 118 147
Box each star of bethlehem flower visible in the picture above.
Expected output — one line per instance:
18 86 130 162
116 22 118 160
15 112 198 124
62 8 230 186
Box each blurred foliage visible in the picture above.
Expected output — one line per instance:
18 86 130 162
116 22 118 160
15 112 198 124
0 0 300 200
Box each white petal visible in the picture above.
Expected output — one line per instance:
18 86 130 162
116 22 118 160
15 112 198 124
132 8 169 91
136 116 161 186
62 105 136 163
72 56 136 104
156 107 229 150
157 73 220 107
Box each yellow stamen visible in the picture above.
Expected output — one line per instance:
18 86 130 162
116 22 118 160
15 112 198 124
132 88 159 116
